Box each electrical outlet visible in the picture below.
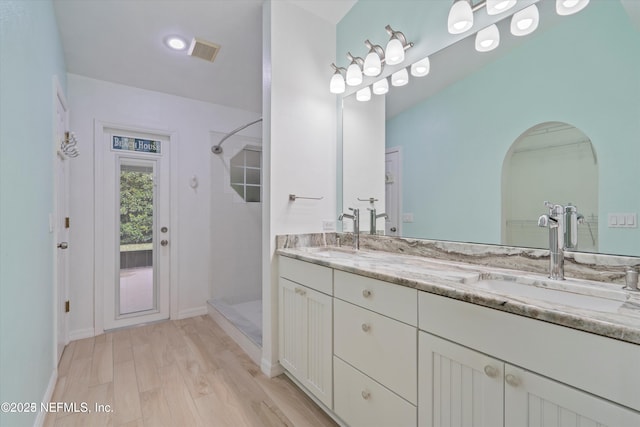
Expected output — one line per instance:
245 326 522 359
322 220 336 231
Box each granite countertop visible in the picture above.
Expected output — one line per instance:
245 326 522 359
277 246 640 346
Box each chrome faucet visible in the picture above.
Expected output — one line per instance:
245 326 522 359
339 208 360 250
367 207 388 235
537 201 583 280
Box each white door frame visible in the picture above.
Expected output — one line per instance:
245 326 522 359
93 120 179 334
385 146 403 237
53 77 70 364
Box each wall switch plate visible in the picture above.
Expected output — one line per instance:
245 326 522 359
402 213 414 223
608 213 637 228
322 220 336 231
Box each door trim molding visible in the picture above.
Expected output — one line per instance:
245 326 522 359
52 75 69 366
385 146 403 237
93 120 179 334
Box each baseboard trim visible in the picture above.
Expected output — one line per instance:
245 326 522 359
33 368 58 427
176 306 208 320
207 305 262 366
68 328 95 341
284 372 346 427
261 358 284 378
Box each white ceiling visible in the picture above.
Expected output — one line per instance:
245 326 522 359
52 0 356 114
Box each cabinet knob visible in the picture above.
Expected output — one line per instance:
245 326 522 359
505 373 521 387
362 289 372 298
483 365 499 378
361 390 371 400
361 323 370 332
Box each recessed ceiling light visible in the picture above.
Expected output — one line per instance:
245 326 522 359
165 36 187 51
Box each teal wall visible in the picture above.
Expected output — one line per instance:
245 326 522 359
338 1 640 256
0 1 67 426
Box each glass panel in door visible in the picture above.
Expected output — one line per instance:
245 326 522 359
119 162 156 315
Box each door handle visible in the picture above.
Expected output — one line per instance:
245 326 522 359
57 242 68 249
160 240 169 247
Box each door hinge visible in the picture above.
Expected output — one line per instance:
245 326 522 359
65 217 70 228
65 300 70 313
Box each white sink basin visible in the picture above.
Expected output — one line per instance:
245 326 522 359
474 279 625 313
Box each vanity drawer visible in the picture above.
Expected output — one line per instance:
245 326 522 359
334 298 417 404
279 256 332 295
334 270 417 325
334 356 416 427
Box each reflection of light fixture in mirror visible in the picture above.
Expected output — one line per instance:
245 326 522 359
556 0 589 15
356 86 371 102
363 40 385 76
385 25 413 65
391 68 409 87
346 52 364 86
511 4 539 36
486 0 516 15
410 56 430 77
329 63 346 94
372 78 389 95
475 24 500 52
448 0 473 34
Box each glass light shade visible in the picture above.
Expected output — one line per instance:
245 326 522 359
372 78 389 95
447 0 473 34
165 36 187 50
329 72 345 94
391 68 409 87
385 38 405 65
346 63 363 86
356 86 371 102
363 51 382 76
475 24 500 52
486 0 516 15
410 56 430 77
511 4 539 37
556 0 589 15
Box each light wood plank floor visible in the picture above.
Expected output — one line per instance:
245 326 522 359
45 316 337 427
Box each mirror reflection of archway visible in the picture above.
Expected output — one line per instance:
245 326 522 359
502 122 599 252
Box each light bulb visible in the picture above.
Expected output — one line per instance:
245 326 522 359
556 0 589 15
165 36 187 51
346 63 363 86
486 0 516 15
372 78 389 95
411 56 430 77
511 4 539 36
356 87 371 102
475 24 500 52
448 0 473 34
385 38 405 65
329 72 345 94
391 68 409 87
363 51 382 76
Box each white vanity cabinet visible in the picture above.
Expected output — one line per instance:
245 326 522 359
333 271 418 426
278 257 333 409
418 291 640 427
418 332 503 427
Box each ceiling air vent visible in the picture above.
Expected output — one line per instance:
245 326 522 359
188 37 221 63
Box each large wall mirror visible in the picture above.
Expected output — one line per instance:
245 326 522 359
341 0 640 257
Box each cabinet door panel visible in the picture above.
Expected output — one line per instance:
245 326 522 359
279 278 306 379
304 288 333 408
505 365 640 427
419 332 503 427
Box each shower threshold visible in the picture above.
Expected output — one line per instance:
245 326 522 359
207 298 262 347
